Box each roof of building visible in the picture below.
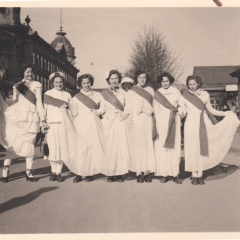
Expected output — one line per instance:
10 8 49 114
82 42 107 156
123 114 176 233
50 28 76 60
193 66 239 90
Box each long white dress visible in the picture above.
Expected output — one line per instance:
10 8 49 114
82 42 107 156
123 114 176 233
101 88 132 176
154 86 185 177
4 80 45 158
127 85 155 174
69 90 108 176
44 88 72 162
183 89 239 172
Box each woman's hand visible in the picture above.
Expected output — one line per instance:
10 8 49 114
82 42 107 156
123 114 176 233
60 103 68 113
120 113 129 121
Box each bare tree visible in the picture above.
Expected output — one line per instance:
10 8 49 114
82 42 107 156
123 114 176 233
125 25 184 90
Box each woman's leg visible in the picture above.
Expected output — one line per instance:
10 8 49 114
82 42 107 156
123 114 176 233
197 171 205 185
2 159 12 183
56 161 64 182
25 157 38 182
191 171 198 185
50 161 57 181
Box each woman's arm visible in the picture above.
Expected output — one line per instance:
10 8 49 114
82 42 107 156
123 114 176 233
96 94 106 116
205 93 227 117
69 98 78 118
35 85 46 121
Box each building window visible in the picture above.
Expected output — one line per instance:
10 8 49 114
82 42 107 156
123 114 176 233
41 57 43 69
32 52 35 65
36 55 39 67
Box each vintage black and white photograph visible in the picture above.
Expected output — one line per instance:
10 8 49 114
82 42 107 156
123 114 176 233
0 1 240 238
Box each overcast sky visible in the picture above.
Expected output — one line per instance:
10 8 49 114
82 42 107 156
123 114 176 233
21 7 240 88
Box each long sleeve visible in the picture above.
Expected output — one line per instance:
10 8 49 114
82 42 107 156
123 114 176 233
96 94 106 115
205 93 225 116
70 98 78 118
35 85 45 121
177 92 186 116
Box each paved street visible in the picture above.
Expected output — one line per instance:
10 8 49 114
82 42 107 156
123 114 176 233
0 128 240 234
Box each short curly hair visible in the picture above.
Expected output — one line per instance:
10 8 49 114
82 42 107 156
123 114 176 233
157 72 174 84
20 64 34 77
186 75 203 89
78 74 94 88
134 70 149 84
106 70 122 83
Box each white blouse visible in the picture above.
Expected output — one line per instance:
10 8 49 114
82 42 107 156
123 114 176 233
44 88 72 123
71 89 105 117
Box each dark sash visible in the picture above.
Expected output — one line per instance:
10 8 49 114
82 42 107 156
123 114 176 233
182 89 218 157
44 94 68 107
101 89 124 111
130 85 158 140
130 85 153 105
74 92 98 110
154 90 178 148
15 81 36 105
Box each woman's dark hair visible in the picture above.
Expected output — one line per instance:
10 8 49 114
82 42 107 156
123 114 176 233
16 64 34 95
106 70 122 83
186 75 203 89
19 64 34 77
78 74 94 88
157 72 175 84
134 70 149 84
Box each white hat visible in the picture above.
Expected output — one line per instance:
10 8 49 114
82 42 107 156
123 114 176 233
121 77 134 85
49 72 65 81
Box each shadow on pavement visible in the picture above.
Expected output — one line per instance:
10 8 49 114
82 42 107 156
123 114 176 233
0 186 59 214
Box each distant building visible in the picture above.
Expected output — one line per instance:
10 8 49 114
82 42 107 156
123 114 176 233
0 7 79 95
193 66 239 109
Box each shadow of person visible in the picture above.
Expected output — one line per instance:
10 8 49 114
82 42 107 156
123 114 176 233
0 186 59 214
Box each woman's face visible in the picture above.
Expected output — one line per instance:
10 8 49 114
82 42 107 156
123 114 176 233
137 73 147 87
53 77 64 91
161 76 171 89
109 74 119 88
81 78 92 92
122 82 133 92
188 79 199 92
23 68 33 81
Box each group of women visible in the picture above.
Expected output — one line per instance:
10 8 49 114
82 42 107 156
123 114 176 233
0 65 239 186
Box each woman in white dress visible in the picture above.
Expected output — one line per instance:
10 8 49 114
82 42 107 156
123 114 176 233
44 72 72 182
153 72 185 184
182 75 240 185
127 70 156 183
2 65 46 182
69 74 107 182
101 70 132 182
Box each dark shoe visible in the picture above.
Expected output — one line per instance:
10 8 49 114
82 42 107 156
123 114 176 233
73 175 82 183
160 176 168 183
85 176 93 182
49 172 57 181
2 177 8 183
198 177 205 185
173 176 182 184
56 173 64 182
107 176 115 182
191 177 198 185
25 171 38 182
137 174 144 183
116 175 124 182
144 174 152 183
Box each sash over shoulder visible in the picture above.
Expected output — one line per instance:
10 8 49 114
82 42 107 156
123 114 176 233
154 90 178 148
101 89 124 111
15 81 36 106
44 94 68 107
131 85 158 140
130 85 153 105
182 89 218 157
74 92 98 110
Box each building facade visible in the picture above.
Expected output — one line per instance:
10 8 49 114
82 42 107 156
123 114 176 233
0 7 79 96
